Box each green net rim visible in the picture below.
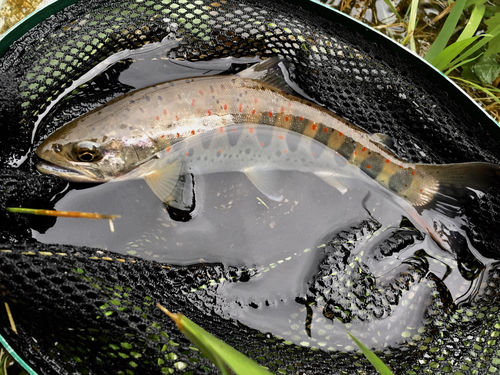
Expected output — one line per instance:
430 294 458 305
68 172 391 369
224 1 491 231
0 333 38 375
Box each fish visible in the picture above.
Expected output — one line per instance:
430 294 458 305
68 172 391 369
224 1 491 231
36 57 500 247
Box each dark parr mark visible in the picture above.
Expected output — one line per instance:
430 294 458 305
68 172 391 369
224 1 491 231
227 127 242 147
256 127 273 148
388 169 414 194
289 117 308 135
361 155 384 179
201 131 214 150
337 138 357 159
313 124 330 145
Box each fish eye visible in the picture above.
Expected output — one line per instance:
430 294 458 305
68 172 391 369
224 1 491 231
74 141 102 163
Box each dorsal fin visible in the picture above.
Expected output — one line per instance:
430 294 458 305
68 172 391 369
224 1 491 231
370 133 395 149
236 57 295 95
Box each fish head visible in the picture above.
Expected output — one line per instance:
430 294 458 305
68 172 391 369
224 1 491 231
36 120 152 182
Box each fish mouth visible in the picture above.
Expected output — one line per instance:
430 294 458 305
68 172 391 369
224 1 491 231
36 160 104 183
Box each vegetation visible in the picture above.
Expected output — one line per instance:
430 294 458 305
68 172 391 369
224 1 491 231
329 0 500 121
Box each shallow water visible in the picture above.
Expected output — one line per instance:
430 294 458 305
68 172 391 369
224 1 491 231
30 50 495 350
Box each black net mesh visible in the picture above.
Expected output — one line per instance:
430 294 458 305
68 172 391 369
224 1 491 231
1 0 500 373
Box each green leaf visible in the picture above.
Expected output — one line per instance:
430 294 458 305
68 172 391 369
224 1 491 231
432 35 484 71
445 54 481 75
456 1 486 43
485 35 500 58
484 4 500 18
471 53 500 84
346 331 395 375
425 0 468 63
157 304 271 375
485 13 500 58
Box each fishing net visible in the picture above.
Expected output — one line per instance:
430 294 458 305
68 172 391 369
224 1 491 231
1 0 500 373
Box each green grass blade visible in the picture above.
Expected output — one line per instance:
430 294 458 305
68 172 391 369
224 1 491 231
425 0 468 63
444 54 482 74
431 35 484 70
456 1 486 43
402 0 419 51
451 77 500 104
157 304 271 375
381 0 403 23
448 24 500 67
346 331 395 375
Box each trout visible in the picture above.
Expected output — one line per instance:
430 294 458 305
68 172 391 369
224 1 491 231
36 58 500 245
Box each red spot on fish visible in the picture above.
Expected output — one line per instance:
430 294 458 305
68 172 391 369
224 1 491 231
269 110 273 117
354 151 357 155
386 159 390 163
163 109 167 116
279 135 284 140
219 127 224 133
191 130 195 135
175 115 179 121
160 135 165 139
254 98 258 103
199 90 204 96
280 107 285 113
339 132 343 136
232 128 236 132
362 147 366 152
191 99 196 106
399 165 403 168
249 127 254 133
252 109 256 115
299 116 303 121
186 152 189 156
285 116 289 121
324 127 328 133
156 115 160 121
260 142 264 146
224 104 228 110
312 152 316 156
218 149 222 154
284 149 287 153
412 171 415 175
208 109 212 116
312 124 317 130
167 147 171 152
420 189 423 192
239 103 243 113
405 184 408 187
366 165 372 169
176 133 180 138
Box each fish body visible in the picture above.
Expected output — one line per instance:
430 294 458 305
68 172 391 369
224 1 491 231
37 58 500 211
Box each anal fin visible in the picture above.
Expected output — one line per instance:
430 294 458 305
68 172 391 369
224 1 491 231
244 168 283 202
314 171 348 194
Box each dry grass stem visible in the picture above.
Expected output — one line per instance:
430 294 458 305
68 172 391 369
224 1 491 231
4 302 17 334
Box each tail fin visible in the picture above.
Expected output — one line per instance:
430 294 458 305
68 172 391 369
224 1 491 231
415 162 500 216
408 162 500 251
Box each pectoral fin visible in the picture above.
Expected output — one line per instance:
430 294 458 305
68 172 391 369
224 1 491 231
244 168 283 202
143 159 184 203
